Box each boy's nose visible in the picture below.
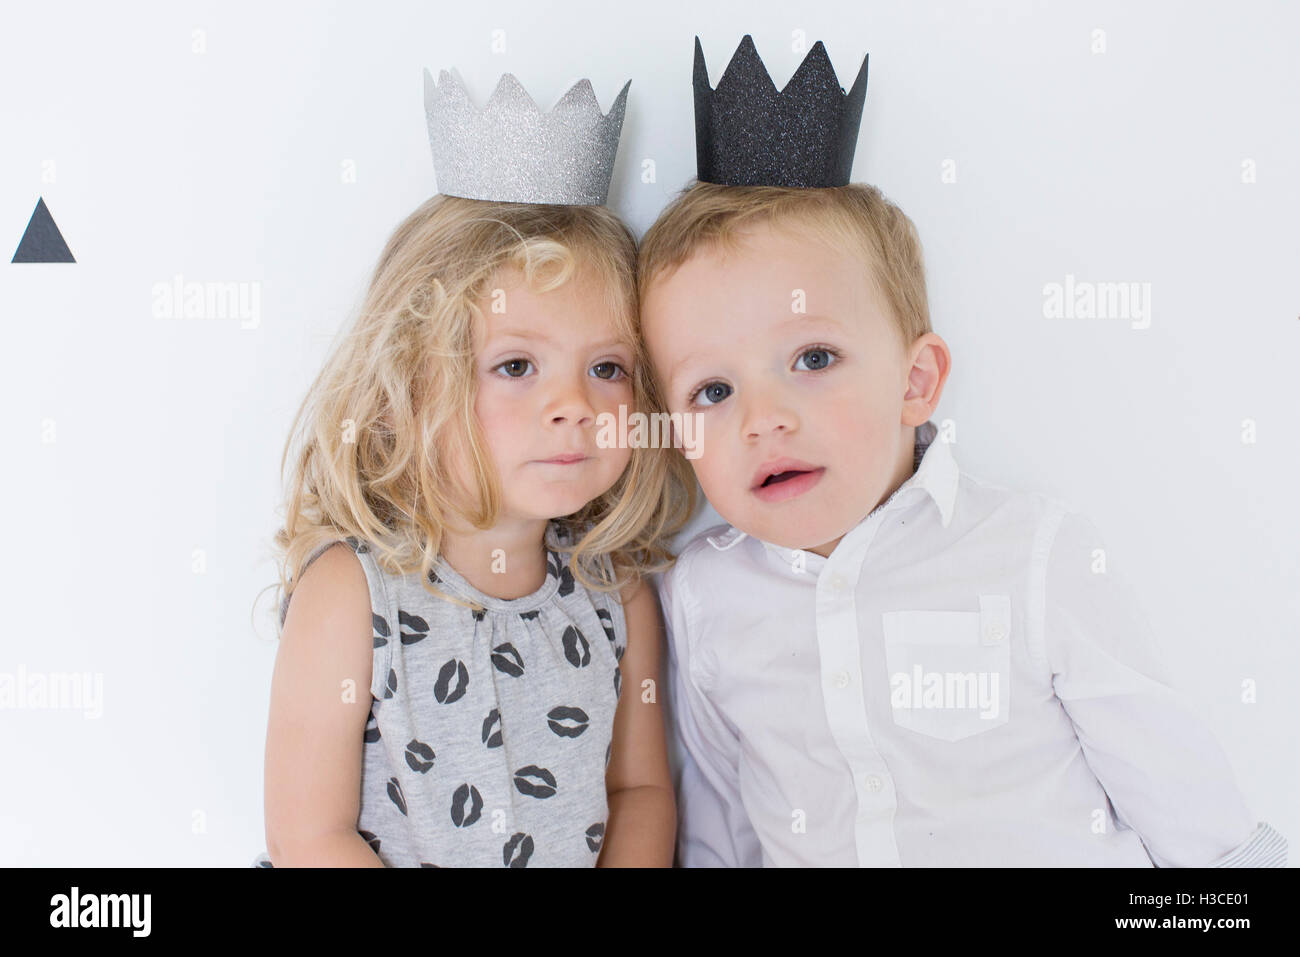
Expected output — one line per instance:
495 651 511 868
742 392 798 439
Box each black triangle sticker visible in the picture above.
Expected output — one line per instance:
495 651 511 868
13 197 75 263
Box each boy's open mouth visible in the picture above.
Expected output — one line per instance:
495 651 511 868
751 457 822 490
750 464 826 503
761 470 810 487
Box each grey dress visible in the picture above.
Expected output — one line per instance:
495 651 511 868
253 521 627 867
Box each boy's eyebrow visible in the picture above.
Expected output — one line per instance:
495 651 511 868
666 313 846 388
778 313 846 331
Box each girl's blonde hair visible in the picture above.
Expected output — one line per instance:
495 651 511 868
270 194 697 621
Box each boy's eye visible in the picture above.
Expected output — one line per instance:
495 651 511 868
493 358 533 378
689 381 733 407
590 361 629 381
794 347 840 372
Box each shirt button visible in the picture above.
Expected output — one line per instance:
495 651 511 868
864 774 883 793
828 574 845 592
986 626 1006 643
831 670 850 689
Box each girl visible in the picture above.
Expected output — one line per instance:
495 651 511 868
254 194 696 866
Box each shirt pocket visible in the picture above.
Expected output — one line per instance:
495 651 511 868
881 595 1012 742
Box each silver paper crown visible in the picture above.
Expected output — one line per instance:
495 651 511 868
423 68 631 205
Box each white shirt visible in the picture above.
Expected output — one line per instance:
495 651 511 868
660 420 1286 867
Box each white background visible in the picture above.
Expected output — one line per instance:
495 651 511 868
0 0 1295 865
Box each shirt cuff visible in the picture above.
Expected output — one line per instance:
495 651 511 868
1207 821 1288 867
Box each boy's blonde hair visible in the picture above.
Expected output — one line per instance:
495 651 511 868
270 195 697 620
638 180 932 352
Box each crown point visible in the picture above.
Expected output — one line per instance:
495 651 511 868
484 73 540 116
553 77 600 116
423 67 436 108
785 40 838 97
848 52 869 99
717 33 778 97
693 36 710 86
430 68 473 111
607 78 632 122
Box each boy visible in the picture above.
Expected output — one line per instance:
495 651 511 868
636 35 1286 867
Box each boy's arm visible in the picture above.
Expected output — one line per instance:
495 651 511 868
1036 507 1286 867
659 560 764 867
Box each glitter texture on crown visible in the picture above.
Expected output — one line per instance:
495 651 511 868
424 68 631 205
693 35 869 188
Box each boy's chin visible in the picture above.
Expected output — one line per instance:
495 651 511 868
719 509 849 555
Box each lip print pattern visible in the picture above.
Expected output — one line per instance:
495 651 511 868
419 862 440 867
471 608 486 622
547 551 575 597
387 777 407 816
562 625 590 668
434 659 468 703
613 666 621 698
363 706 380 743
585 822 604 852
547 705 589 738
347 538 369 554
399 610 429 645
451 783 483 827
513 765 557 799
426 568 440 584
503 832 534 867
491 642 525 677
372 613 390 650
519 610 540 621
597 608 615 643
404 739 435 773
383 668 398 700
482 708 503 748
605 742 611 768
359 829 381 854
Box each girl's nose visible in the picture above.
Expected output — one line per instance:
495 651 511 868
547 376 597 427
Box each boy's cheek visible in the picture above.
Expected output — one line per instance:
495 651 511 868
688 455 731 499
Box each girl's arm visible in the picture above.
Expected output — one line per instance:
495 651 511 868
597 575 676 867
263 543 385 867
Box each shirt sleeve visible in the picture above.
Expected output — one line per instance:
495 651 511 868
659 556 764 868
1036 507 1286 868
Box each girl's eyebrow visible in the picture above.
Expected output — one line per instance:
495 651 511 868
491 329 630 352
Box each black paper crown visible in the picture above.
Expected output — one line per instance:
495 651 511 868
693 34 869 188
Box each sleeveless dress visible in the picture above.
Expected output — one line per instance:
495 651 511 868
253 521 627 867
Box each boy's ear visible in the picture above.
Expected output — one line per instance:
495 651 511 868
901 333 951 426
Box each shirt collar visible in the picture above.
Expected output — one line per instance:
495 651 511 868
705 420 959 568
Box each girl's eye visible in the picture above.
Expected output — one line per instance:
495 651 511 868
590 361 629 381
493 358 533 378
794 346 841 372
689 381 733 408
